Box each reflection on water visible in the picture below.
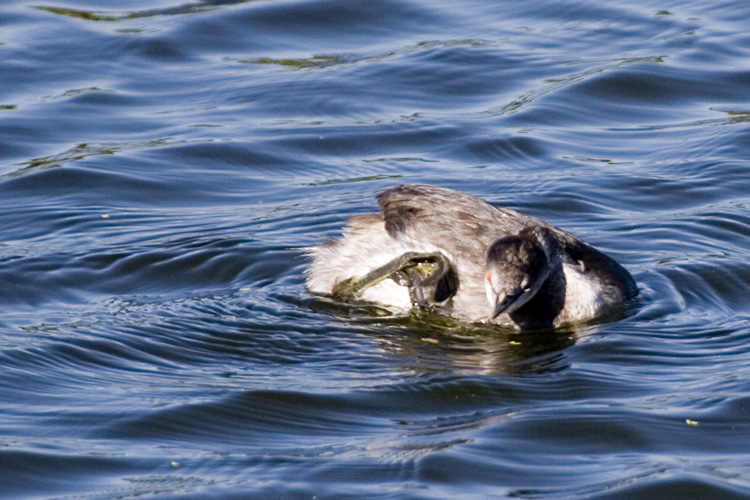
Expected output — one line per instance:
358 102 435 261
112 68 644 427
35 0 258 22
10 139 171 177
376 321 577 376
312 305 581 375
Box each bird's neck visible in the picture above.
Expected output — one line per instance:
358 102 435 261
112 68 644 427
508 263 566 330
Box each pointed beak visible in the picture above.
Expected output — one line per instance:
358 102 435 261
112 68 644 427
491 288 523 319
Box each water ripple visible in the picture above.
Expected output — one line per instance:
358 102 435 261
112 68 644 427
3 0 750 497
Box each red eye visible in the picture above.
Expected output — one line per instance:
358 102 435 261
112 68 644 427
486 271 492 282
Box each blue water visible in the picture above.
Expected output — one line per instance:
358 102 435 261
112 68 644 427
2 0 750 498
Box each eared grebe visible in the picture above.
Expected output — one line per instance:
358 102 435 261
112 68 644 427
306 184 637 330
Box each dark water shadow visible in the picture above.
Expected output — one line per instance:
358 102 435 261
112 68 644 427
309 297 583 376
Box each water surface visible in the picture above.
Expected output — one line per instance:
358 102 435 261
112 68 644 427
2 0 750 498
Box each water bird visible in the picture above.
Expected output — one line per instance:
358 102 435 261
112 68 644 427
306 184 637 330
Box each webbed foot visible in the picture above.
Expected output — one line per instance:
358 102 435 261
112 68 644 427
332 252 457 311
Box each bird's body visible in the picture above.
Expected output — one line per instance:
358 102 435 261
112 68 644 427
306 184 637 329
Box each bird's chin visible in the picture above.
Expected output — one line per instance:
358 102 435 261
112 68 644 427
490 290 525 319
491 301 512 319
